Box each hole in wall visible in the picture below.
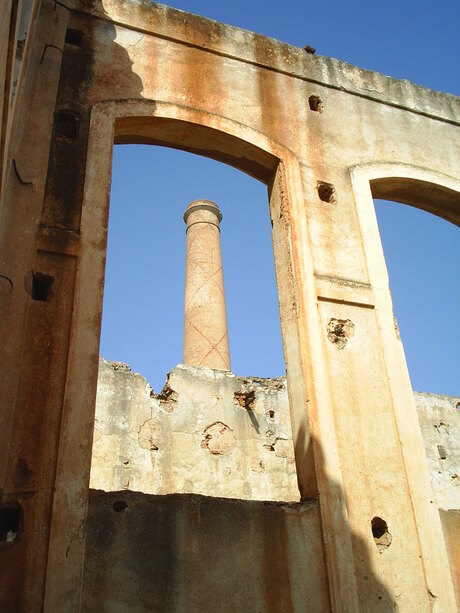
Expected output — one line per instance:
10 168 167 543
15 39 25 61
434 420 449 435
0 504 22 543
112 501 127 512
55 110 80 142
371 516 392 552
31 273 53 302
327 318 354 349
317 181 336 203
371 516 387 538
234 390 256 410
308 95 323 112
65 29 83 47
437 444 447 460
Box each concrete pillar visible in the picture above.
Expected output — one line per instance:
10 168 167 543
183 200 231 370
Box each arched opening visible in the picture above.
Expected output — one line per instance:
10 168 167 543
347 167 460 611
374 199 459 396
81 107 315 506
367 172 459 397
90 142 301 501
47 107 316 608
371 177 460 610
371 177 460 226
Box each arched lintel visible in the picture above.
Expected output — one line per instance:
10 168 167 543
91 98 295 185
352 162 460 226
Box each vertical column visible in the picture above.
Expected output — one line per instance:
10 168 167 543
183 199 230 370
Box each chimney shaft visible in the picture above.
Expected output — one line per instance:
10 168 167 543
183 200 230 370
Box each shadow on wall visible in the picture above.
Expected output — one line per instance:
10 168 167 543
0 4 145 612
296 428 396 611
41 0 145 232
82 432 394 611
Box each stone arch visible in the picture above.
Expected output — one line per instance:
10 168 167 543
367 163 460 226
350 162 460 291
366 164 459 393
349 162 459 611
46 99 347 607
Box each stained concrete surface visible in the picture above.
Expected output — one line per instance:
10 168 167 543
439 509 460 605
414 392 460 602
89 362 460 609
82 490 329 613
91 360 460 515
90 359 300 501
413 392 460 511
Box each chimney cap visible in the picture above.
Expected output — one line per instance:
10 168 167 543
184 199 223 223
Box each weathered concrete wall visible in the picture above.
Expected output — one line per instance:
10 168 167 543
414 392 460 511
88 384 460 613
0 0 39 206
91 359 299 501
440 509 460 606
82 491 329 613
0 0 459 609
414 392 460 604
92 361 460 509
89 364 460 609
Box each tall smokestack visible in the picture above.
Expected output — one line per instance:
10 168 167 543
183 200 230 370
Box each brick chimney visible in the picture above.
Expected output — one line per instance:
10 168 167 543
183 200 230 370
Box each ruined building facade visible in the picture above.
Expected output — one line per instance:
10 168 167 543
0 1 459 611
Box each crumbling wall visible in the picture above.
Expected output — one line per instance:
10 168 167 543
90 359 299 501
88 367 460 608
414 392 460 511
413 392 460 602
91 361 460 511
90 363 460 606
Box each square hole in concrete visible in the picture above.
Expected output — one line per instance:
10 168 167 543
31 273 54 302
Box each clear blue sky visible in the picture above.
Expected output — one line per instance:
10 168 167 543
100 1 459 396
